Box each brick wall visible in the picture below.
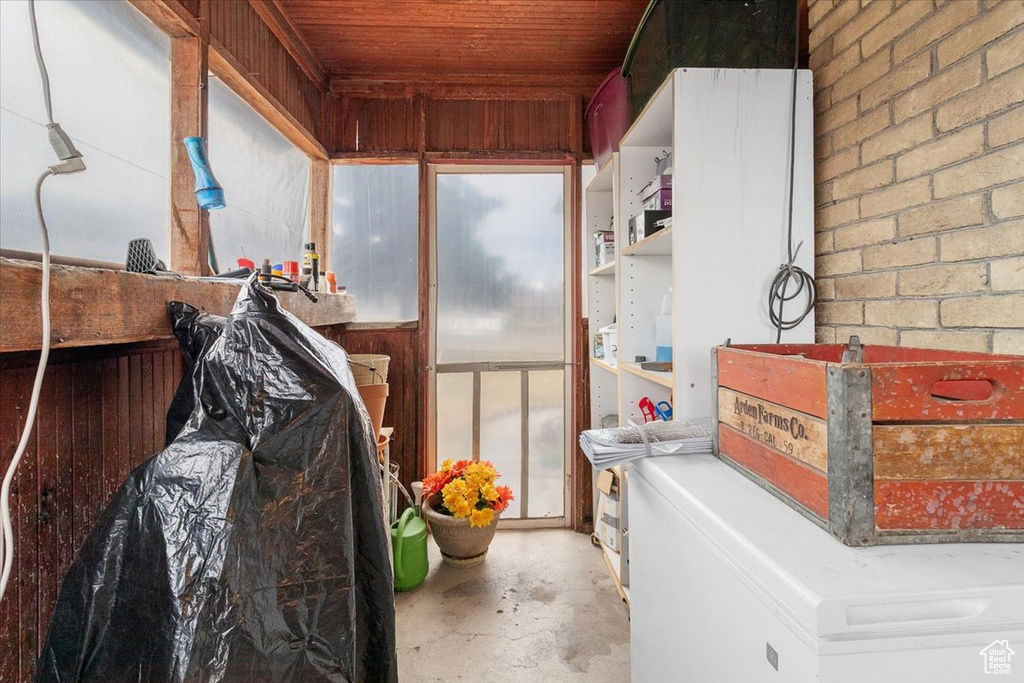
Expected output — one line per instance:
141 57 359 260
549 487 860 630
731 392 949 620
810 0 1023 353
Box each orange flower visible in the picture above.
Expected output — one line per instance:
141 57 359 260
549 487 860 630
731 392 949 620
425 458 514 519
421 469 450 498
492 485 515 513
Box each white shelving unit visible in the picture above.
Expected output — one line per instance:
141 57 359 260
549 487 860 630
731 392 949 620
585 155 620 431
584 67 816 603
616 67 815 423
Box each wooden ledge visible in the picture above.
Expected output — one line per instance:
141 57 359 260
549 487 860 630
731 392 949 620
0 258 355 353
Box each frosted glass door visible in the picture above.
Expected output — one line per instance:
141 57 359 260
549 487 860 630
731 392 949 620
434 171 567 520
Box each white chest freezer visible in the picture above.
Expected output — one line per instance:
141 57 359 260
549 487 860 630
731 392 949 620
628 454 1024 683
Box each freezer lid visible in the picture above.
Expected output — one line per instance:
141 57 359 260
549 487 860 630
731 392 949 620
631 454 1024 642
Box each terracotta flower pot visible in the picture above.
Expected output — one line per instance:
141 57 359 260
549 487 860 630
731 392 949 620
421 494 501 567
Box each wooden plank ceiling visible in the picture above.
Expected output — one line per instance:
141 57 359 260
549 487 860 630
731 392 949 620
280 0 649 93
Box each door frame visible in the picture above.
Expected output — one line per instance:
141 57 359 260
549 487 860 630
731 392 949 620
427 163 574 529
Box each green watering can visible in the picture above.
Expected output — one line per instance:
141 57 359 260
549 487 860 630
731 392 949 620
391 507 428 592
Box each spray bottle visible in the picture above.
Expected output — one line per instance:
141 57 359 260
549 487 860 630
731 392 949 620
301 242 316 289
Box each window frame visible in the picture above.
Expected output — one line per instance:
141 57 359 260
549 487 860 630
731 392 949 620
426 162 574 529
330 157 422 324
0 1 333 275
0 0 173 268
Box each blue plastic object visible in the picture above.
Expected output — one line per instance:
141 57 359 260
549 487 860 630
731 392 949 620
183 136 225 210
654 401 673 421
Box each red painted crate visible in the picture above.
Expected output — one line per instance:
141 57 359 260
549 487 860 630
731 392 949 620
712 338 1024 545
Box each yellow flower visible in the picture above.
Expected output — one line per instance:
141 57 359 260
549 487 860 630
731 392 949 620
435 459 509 523
469 507 494 528
482 484 498 502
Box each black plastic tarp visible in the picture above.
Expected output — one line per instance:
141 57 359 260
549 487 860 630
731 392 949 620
163 302 225 447
37 281 397 682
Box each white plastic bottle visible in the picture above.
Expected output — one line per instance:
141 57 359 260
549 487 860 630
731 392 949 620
655 288 672 362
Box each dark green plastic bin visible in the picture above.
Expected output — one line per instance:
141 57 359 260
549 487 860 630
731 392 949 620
622 0 799 119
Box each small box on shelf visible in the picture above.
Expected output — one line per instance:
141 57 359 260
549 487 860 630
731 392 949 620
595 468 622 553
638 173 672 196
642 188 672 211
628 210 671 245
639 173 672 212
593 230 615 265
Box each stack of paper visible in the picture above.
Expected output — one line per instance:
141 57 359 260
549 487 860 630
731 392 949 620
579 418 714 470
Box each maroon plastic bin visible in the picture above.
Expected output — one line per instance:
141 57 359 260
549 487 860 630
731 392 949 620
586 68 631 170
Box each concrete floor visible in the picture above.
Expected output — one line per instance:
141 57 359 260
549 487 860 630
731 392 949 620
395 529 631 683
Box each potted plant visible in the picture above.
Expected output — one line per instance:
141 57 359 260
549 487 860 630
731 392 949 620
421 459 514 567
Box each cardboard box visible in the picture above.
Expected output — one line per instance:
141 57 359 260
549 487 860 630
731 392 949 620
642 187 672 211
638 174 672 198
595 468 621 552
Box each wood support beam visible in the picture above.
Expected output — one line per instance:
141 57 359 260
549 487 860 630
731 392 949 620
135 1 329 159
309 158 332 271
209 44 328 160
248 0 328 90
0 258 355 353
416 93 431 479
568 94 592 532
169 31 210 276
329 74 599 98
127 0 198 37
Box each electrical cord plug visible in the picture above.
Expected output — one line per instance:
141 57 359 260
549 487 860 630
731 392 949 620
45 122 85 175
46 122 82 161
48 156 85 175
46 122 86 175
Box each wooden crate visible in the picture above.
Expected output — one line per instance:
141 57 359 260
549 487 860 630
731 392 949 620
711 338 1024 545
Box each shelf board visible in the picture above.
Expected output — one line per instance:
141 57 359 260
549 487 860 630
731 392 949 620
620 74 673 149
0 257 355 352
587 156 615 192
588 261 616 277
621 362 673 388
622 226 672 256
590 357 619 375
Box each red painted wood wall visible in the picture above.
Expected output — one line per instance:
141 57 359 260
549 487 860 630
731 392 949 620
0 326 421 677
331 93 581 155
0 341 184 679
321 326 422 508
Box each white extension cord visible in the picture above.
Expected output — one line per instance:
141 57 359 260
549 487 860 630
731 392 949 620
0 0 85 603
0 171 53 601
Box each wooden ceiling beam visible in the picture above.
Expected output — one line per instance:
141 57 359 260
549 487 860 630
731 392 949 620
209 39 328 159
128 0 200 37
282 0 647 95
248 0 329 91
329 74 601 99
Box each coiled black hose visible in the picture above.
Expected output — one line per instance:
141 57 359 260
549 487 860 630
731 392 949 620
769 61 816 343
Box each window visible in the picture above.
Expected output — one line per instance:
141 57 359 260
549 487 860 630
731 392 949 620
0 0 170 263
207 78 310 271
332 164 419 322
435 172 565 364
